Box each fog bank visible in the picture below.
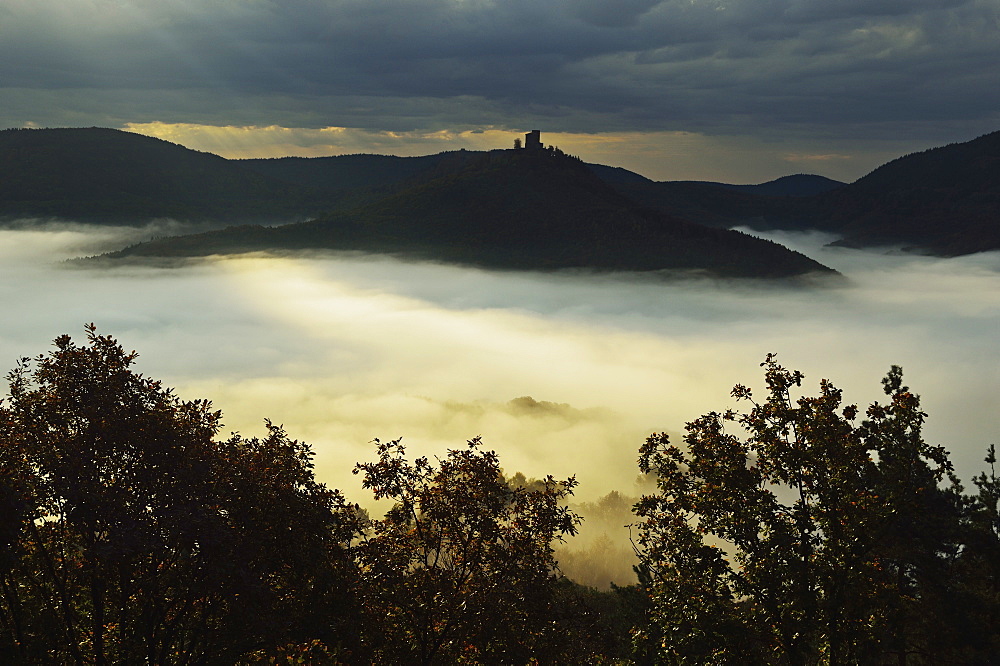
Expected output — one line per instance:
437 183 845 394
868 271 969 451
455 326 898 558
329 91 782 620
1 224 997 586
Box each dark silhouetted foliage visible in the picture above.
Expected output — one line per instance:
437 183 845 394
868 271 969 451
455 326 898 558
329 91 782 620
0 326 361 664
351 437 595 664
633 356 1000 664
4 326 999 663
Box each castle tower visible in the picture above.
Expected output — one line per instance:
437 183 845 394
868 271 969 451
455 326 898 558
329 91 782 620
524 130 542 150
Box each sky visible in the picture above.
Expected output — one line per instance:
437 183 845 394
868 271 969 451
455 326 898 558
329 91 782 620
3 0 1000 182
1 224 997 585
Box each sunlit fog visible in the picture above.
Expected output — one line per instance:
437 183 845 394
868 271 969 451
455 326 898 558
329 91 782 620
1 223 997 586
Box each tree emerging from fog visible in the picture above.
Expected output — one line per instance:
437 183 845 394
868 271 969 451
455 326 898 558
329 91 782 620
352 437 587 664
633 355 1000 664
0 327 613 664
3 328 1000 664
0 326 362 663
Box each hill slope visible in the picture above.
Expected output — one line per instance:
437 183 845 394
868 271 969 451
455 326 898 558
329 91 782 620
106 150 834 278
610 180 799 230
9 126 997 259
613 132 1000 256
670 174 845 198
716 174 845 197
239 152 467 193
0 127 326 222
807 131 1000 254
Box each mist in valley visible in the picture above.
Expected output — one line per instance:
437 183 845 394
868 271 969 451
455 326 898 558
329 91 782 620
1 222 997 588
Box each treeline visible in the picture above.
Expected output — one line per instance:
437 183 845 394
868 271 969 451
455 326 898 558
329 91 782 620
1 329 998 664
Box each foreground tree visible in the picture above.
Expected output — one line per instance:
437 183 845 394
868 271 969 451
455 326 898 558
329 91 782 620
0 326 360 664
633 356 977 664
352 437 584 664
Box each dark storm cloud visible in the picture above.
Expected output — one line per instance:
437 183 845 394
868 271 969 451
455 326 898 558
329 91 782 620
2 0 999 142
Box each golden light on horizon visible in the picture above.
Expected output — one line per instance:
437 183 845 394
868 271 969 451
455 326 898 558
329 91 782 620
121 121 885 182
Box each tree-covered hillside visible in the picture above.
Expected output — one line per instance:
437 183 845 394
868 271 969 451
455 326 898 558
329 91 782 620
0 128 328 222
617 131 1000 256
5 126 1000 259
105 149 834 279
810 130 1000 254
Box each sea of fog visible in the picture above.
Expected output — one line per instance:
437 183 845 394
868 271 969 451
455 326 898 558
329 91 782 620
1 223 998 586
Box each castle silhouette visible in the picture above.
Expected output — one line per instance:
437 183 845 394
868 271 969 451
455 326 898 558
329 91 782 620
514 130 543 150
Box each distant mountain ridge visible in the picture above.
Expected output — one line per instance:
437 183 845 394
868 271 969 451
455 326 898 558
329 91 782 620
684 174 846 197
105 149 833 279
239 151 474 198
808 131 1000 254
3 126 999 260
0 127 329 222
615 131 1000 255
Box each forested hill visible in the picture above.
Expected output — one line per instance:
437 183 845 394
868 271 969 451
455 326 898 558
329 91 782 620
239 151 467 194
7 126 999 258
614 131 1000 256
676 174 846 197
0 127 331 222
0 128 650 223
104 149 834 279
804 130 1000 255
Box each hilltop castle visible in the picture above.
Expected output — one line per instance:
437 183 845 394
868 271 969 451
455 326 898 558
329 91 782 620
514 130 543 150
512 130 571 159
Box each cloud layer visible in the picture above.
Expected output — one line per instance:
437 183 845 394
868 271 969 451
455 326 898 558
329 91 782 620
2 224 997 494
1 224 997 582
4 0 999 180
